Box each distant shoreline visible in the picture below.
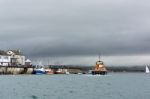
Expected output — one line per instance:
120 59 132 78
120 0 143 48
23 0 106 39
46 65 146 73
0 65 147 75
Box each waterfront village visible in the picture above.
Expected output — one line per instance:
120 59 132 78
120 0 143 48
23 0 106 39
0 49 109 75
0 49 87 75
0 49 148 75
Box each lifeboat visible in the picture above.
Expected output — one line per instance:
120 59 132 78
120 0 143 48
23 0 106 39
91 59 107 75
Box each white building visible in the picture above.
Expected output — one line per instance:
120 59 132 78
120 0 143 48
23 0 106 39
25 59 32 66
0 55 11 66
0 50 28 66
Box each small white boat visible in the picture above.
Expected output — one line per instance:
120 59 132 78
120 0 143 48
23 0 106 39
64 69 70 74
78 73 82 75
145 65 150 73
66 71 70 75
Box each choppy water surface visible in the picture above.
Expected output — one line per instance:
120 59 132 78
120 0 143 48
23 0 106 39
0 73 150 99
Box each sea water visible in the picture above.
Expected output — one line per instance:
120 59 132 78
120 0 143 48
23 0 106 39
0 73 150 99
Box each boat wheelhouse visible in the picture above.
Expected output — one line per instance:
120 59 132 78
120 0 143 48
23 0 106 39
91 58 107 75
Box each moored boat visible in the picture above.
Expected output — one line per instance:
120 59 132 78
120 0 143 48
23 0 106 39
34 68 46 74
45 69 54 74
55 69 65 74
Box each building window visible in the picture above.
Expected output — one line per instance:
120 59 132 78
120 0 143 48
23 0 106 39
4 56 8 59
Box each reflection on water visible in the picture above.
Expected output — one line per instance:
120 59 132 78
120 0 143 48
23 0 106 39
30 95 38 99
0 73 150 99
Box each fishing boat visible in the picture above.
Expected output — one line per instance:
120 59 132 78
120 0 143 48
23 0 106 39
91 56 107 75
55 69 65 74
145 65 150 74
45 69 54 74
34 68 46 74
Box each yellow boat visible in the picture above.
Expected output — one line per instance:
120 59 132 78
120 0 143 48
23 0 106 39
91 58 107 75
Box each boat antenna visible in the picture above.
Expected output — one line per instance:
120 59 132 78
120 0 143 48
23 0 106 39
98 53 101 61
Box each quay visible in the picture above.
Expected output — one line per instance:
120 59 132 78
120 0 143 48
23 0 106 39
0 66 34 75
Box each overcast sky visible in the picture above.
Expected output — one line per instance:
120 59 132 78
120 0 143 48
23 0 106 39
0 0 150 65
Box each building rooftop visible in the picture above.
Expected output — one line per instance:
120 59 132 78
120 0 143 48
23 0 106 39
0 49 22 55
0 50 7 55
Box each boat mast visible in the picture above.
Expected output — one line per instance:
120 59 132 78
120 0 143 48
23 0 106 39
98 53 101 61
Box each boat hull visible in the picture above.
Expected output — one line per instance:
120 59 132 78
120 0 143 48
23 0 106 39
55 71 65 74
35 71 46 74
34 69 46 75
91 70 107 75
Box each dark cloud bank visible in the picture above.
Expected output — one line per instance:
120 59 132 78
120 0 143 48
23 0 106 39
0 0 150 65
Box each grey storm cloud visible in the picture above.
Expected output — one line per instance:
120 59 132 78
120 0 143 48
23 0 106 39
0 0 150 65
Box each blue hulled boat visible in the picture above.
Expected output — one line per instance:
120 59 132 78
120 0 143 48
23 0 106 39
34 68 46 74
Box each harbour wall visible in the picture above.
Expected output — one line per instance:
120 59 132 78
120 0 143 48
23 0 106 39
0 66 34 74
